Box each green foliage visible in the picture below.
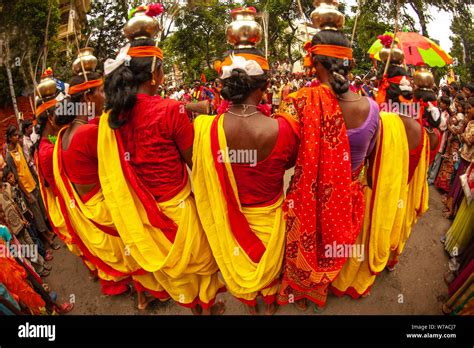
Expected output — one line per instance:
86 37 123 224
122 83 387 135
84 0 129 67
0 0 61 107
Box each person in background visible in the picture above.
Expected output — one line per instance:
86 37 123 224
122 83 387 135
0 170 51 278
428 96 451 185
21 120 37 178
5 126 57 251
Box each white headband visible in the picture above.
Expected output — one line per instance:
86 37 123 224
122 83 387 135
104 44 132 76
221 54 264 80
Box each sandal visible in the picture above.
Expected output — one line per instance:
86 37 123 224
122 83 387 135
57 302 74 314
50 242 61 250
44 252 54 262
211 301 226 315
138 296 155 310
39 269 50 277
313 304 325 313
44 263 52 271
50 291 58 302
295 299 308 312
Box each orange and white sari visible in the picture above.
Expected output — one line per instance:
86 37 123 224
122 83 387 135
277 85 365 308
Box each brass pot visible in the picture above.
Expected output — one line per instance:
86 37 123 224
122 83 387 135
36 76 57 99
311 0 344 30
379 46 404 64
72 47 98 75
414 67 434 90
226 9 262 49
124 9 160 41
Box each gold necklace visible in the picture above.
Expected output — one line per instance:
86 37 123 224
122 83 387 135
337 95 363 102
227 110 260 118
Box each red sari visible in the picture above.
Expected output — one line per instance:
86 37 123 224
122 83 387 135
277 85 365 307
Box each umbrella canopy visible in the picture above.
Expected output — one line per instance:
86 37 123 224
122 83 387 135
368 32 453 67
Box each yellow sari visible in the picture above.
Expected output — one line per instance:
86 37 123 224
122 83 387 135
97 112 224 308
53 127 158 294
192 115 287 304
36 154 96 273
332 112 429 297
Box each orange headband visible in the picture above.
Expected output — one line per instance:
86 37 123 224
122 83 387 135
68 79 104 95
309 44 353 60
128 46 164 61
221 53 270 71
36 98 58 117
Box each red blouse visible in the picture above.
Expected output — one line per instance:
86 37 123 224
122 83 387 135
231 117 298 206
61 124 99 185
38 139 55 190
118 94 194 201
408 129 425 183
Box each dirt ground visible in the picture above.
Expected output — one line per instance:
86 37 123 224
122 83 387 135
45 173 452 315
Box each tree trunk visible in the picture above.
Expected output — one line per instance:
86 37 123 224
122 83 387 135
4 39 20 123
409 1 429 37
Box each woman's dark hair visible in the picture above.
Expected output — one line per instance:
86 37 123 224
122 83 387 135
311 30 352 95
466 83 474 93
105 38 163 129
22 120 33 133
54 71 103 128
220 48 269 104
441 85 451 97
385 65 413 103
414 89 437 103
468 96 474 107
440 96 451 107
454 93 466 102
35 96 58 150
2 166 13 182
6 125 18 144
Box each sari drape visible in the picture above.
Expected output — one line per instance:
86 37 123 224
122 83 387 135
97 112 224 308
53 128 147 294
192 114 287 304
332 112 429 297
276 85 365 307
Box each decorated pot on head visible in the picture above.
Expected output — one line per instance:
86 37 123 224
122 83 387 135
36 67 57 100
311 0 345 31
414 66 435 91
72 47 98 75
124 3 163 41
378 34 404 65
226 7 263 49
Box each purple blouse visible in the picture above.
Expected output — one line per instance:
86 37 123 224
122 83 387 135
347 98 380 171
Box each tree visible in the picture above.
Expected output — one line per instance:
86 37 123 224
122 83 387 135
83 0 129 67
0 0 60 113
164 1 231 82
450 1 473 82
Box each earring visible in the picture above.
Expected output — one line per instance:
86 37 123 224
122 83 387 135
151 79 156 86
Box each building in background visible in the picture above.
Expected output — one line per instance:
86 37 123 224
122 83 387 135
58 0 91 56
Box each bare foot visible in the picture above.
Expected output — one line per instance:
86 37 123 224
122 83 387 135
210 301 226 315
264 302 278 315
137 293 155 310
295 298 308 312
246 304 258 315
191 305 202 315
